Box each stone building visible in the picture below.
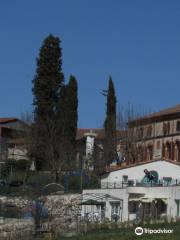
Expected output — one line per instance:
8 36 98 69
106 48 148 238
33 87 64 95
80 105 180 223
0 118 28 164
76 129 124 170
119 104 180 166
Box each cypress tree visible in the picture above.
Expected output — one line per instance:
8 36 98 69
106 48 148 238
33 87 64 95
57 75 78 170
66 75 78 163
104 76 117 166
32 34 64 170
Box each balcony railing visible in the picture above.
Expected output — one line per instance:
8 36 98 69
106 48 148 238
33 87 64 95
100 179 180 189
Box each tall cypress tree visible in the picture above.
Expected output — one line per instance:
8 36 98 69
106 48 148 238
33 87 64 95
32 34 64 170
66 75 78 162
104 76 117 166
57 75 78 170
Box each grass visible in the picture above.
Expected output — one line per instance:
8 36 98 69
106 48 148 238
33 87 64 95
58 221 180 240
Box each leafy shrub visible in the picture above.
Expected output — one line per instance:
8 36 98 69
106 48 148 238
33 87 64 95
1 159 30 177
27 171 55 187
66 174 100 192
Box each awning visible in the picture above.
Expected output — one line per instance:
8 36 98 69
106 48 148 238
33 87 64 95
140 198 168 204
81 200 104 205
140 198 155 203
156 198 168 204
129 198 168 204
81 193 123 205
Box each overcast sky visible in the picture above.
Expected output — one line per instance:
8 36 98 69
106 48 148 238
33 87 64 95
0 0 180 127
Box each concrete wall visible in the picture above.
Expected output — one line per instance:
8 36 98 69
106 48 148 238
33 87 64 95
83 185 180 222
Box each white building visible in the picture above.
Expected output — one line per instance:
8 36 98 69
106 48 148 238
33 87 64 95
76 128 124 170
82 159 180 222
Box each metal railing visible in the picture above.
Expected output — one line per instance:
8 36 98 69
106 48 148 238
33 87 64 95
100 179 180 189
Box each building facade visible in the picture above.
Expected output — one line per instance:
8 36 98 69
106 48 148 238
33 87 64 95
82 159 180 222
0 118 28 164
118 104 180 166
81 105 180 223
76 129 124 170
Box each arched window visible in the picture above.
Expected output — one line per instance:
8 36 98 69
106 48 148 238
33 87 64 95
166 141 174 160
176 141 180 162
143 146 147 161
163 122 170 136
176 121 180 132
137 145 143 162
162 143 165 159
147 145 153 160
147 126 152 138
137 128 144 139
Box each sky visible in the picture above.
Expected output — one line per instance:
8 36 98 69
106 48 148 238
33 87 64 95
0 0 180 128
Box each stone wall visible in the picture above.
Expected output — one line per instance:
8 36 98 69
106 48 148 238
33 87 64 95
0 219 34 240
0 194 82 238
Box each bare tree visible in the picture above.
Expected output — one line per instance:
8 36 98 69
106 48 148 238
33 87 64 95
21 112 64 182
117 103 153 165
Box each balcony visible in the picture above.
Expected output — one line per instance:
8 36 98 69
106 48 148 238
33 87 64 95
100 179 180 189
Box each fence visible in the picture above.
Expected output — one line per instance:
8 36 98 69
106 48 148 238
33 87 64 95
100 179 180 189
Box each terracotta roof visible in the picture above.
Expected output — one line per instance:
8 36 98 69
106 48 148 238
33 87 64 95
7 138 25 145
0 118 18 124
147 104 180 118
77 129 104 140
129 104 180 126
76 128 126 140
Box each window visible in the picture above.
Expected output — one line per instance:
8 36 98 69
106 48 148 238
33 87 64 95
147 126 152 138
111 203 120 215
140 128 143 138
163 177 172 185
138 145 143 161
137 128 144 139
111 202 120 221
123 175 128 183
163 122 170 135
156 141 160 149
129 201 139 214
157 200 167 214
176 200 180 217
145 203 151 215
177 121 180 132
147 145 153 160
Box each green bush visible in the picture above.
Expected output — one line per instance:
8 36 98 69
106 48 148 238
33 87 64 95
68 175 81 191
26 171 55 186
1 159 30 177
67 174 100 192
